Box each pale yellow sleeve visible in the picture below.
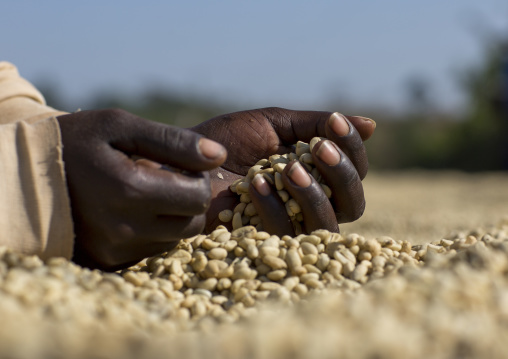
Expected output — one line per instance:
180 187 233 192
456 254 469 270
0 61 67 124
0 61 74 259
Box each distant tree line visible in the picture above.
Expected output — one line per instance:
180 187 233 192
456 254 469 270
38 30 508 171
364 33 508 171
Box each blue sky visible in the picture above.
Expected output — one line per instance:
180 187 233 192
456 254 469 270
3 1 508 114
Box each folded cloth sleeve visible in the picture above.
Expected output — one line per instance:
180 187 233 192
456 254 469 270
0 61 73 259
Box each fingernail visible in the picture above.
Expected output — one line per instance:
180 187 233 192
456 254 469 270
355 116 377 129
199 138 226 160
287 161 311 188
328 112 350 137
252 174 271 196
316 140 341 166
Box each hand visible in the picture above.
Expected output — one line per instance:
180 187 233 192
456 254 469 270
192 107 376 235
57 109 226 271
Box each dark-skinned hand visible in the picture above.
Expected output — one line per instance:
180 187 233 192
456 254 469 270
57 109 226 271
192 107 376 236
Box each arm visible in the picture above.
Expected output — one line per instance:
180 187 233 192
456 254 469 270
1 62 228 270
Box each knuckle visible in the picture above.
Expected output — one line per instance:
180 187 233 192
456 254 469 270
258 107 291 125
117 171 145 200
161 125 196 150
96 108 132 134
160 124 178 143
100 108 129 124
102 108 129 118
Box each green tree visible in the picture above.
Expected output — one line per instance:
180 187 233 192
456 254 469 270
457 36 508 170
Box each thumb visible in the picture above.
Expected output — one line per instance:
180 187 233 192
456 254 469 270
110 111 227 171
260 107 375 144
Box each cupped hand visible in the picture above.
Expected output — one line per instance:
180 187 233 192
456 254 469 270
57 109 226 271
192 107 376 235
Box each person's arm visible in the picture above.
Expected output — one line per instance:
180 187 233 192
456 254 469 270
0 63 227 270
0 62 73 259
0 61 376 270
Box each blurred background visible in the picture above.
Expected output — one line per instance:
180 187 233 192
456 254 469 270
3 0 508 171
2 1 508 245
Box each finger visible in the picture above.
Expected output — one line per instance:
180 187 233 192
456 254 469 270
257 107 375 145
122 163 212 216
312 140 365 223
205 169 243 233
281 161 339 233
134 158 163 169
325 113 369 179
106 109 227 171
249 174 294 236
346 115 376 141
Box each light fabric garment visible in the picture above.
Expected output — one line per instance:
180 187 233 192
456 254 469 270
0 61 73 259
